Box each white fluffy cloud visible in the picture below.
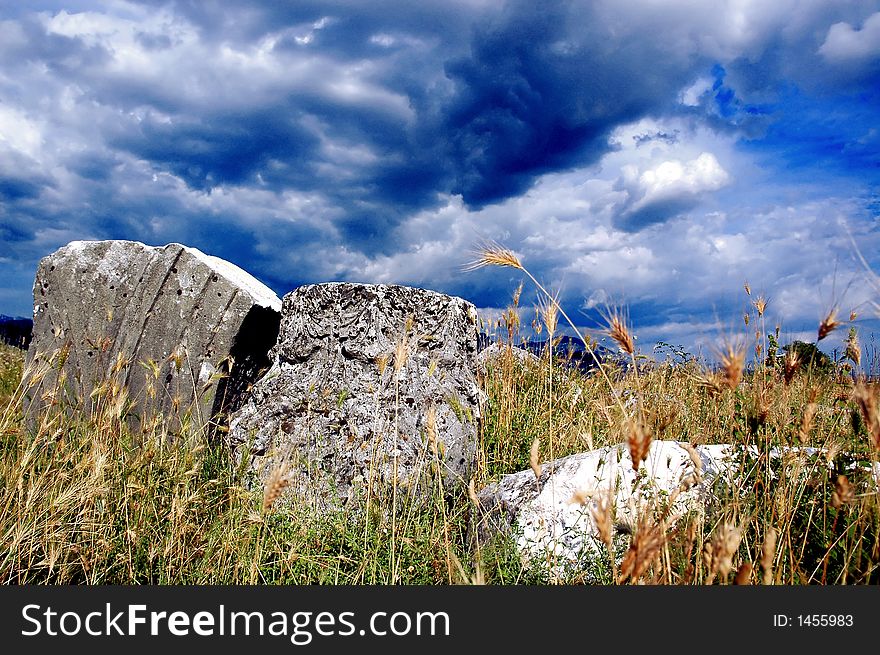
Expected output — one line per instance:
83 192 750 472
616 152 730 226
819 11 880 62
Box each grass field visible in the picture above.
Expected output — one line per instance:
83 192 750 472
2 254 879 585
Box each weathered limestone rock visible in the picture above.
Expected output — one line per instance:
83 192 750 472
228 282 482 506
24 240 281 434
474 441 880 578
475 342 540 374
474 441 739 577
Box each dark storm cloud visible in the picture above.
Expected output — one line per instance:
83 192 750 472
441 1 698 207
2 1 880 351
150 0 481 48
614 197 700 233
32 0 705 219
0 177 44 202
108 108 320 190
64 151 120 182
2 14 111 77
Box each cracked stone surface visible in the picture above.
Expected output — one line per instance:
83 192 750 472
473 441 751 577
475 342 540 374
24 240 281 435
474 440 880 577
228 282 482 506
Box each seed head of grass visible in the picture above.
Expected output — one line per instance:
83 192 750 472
799 400 818 444
853 380 880 450
604 308 635 356
719 342 745 390
110 351 131 375
529 437 542 480
539 293 560 336
467 478 480 507
845 327 861 366
21 354 53 388
831 474 854 509
262 463 291 513
618 520 665 583
783 349 801 385
393 338 408 375
761 527 777 585
167 345 186 372
681 442 704 487
753 296 767 317
626 420 652 472
818 309 843 341
695 372 724 397
425 405 438 456
734 562 752 585
590 490 614 551
464 243 524 272
707 521 743 583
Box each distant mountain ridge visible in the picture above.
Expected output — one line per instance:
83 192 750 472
478 333 621 373
0 314 32 348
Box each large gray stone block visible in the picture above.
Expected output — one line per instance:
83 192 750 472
24 240 281 435
228 282 482 506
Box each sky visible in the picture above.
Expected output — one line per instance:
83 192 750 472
1 0 879 362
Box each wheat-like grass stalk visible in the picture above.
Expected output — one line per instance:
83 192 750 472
719 342 745 390
467 478 479 506
799 400 818 444
605 309 635 356
734 562 752 585
783 349 800 385
626 420 652 472
753 296 767 318
262 463 290 513
466 240 627 416
529 437 542 480
539 292 559 337
761 527 777 585
831 475 854 509
706 521 743 584
425 404 438 456
590 490 614 552
464 244 525 272
618 520 665 583
853 380 879 451
818 309 843 341
845 327 861 366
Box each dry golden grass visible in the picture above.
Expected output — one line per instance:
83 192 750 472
471 243 880 585
604 308 635 357
262 463 291 513
2 242 879 585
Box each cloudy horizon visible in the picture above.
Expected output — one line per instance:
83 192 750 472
1 1 879 362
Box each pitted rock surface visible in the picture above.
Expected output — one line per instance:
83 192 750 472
473 441 732 571
24 240 281 434
228 282 482 505
474 441 880 578
475 342 540 374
